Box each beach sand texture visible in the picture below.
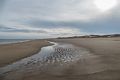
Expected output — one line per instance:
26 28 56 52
49 37 120 80
0 40 51 67
0 38 120 80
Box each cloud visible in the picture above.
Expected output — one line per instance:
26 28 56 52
0 25 47 33
0 0 120 39
0 24 82 39
0 0 6 11
0 28 84 39
3 0 119 22
0 0 6 22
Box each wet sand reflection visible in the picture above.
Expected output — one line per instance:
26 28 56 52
0 42 104 80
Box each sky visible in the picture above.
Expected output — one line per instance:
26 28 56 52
0 0 120 39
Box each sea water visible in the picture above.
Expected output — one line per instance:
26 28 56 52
0 39 30 44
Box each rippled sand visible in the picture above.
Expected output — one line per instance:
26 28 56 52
0 42 104 80
51 37 120 80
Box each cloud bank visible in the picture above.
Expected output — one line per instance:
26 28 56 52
0 0 120 39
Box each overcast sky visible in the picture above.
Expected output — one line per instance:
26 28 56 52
0 0 120 39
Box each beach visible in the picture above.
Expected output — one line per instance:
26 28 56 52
0 40 52 67
51 37 120 80
0 37 120 80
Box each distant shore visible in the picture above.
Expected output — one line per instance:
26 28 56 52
0 40 52 67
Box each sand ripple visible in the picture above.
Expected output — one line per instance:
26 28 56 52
0 42 98 80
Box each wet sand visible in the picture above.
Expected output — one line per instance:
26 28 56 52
51 37 120 80
0 37 120 80
0 40 52 67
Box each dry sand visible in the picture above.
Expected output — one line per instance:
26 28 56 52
0 40 52 67
49 37 120 80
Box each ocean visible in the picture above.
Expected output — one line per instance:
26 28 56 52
0 39 30 44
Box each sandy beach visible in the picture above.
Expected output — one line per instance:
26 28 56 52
50 37 120 80
0 37 120 80
0 40 52 67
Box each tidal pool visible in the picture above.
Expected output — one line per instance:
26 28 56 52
0 41 102 80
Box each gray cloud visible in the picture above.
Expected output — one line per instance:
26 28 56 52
0 25 47 33
0 0 6 11
0 0 120 39
21 15 120 34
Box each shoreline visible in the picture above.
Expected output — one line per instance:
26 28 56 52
0 39 31 45
0 40 52 67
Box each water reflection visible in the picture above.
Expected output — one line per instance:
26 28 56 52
0 41 96 80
